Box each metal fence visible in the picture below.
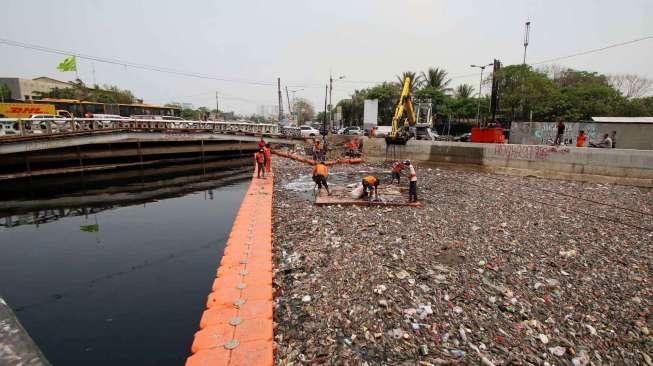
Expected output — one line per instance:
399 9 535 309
0 118 286 139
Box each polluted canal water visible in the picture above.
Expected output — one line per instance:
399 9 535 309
0 159 251 365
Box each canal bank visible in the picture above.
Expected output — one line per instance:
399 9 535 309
271 158 652 364
0 160 252 365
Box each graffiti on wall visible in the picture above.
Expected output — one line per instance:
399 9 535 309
494 143 570 160
513 122 599 145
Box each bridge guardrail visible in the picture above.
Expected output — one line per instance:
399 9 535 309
0 118 293 139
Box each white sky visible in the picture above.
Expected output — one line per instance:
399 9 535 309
1 0 652 114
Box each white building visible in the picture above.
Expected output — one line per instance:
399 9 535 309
0 76 72 101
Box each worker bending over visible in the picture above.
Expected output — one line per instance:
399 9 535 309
362 175 379 200
405 160 418 203
255 149 266 178
312 160 331 195
391 161 405 184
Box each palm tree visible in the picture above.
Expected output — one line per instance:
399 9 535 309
455 84 475 99
396 71 421 92
420 67 451 92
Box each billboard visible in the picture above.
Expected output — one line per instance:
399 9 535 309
0 103 56 118
363 99 378 130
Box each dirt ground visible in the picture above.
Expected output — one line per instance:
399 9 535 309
271 156 652 365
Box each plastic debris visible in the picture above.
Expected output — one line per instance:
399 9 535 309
272 157 653 365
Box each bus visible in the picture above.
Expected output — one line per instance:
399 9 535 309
30 99 181 118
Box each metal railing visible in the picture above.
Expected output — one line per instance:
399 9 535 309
0 118 287 139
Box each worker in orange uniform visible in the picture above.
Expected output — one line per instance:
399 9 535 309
391 161 405 184
312 160 331 195
264 143 272 173
362 175 379 200
254 149 266 178
405 160 418 203
312 140 321 161
576 130 587 147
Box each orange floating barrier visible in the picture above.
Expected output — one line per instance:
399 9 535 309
185 162 274 366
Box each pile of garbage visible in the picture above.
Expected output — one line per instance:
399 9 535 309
272 158 652 365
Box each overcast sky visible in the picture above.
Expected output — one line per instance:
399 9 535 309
1 0 652 114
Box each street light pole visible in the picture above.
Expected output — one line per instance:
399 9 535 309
328 74 345 132
470 63 493 127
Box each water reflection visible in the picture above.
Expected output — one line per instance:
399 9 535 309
0 158 251 366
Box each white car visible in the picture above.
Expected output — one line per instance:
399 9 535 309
299 125 320 137
343 126 362 135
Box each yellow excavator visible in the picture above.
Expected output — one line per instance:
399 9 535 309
386 76 417 145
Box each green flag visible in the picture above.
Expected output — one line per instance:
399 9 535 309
57 56 77 72
80 224 99 233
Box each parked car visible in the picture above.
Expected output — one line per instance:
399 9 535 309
343 126 362 135
299 125 320 137
454 132 472 142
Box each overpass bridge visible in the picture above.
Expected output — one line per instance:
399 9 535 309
0 118 302 179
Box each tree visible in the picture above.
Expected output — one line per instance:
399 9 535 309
420 67 451 92
396 71 421 93
0 83 11 101
36 79 136 103
608 74 652 99
455 84 474 99
293 98 315 123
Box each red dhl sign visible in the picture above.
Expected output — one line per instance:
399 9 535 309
0 103 56 118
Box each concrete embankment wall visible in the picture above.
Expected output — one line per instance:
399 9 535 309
363 138 653 187
0 297 51 366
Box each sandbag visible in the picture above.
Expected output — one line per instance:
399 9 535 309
350 183 364 199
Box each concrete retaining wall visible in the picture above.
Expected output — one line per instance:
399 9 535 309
363 138 653 187
509 121 653 150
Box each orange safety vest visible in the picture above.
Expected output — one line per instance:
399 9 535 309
576 135 586 147
363 175 378 186
313 163 328 177
255 152 265 164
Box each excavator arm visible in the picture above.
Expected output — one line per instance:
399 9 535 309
387 76 416 145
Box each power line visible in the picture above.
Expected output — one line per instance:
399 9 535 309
0 38 277 86
531 35 653 65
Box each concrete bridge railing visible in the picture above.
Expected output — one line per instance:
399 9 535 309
0 118 286 140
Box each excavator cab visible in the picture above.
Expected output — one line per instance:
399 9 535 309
385 76 417 145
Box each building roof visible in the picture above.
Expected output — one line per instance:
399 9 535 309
32 76 71 85
591 117 653 124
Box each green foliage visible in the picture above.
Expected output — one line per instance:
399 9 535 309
36 79 136 104
420 67 451 92
455 84 474 99
336 64 651 126
0 83 11 100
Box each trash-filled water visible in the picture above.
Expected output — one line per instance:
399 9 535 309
0 160 250 365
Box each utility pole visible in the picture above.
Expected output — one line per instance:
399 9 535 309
215 91 219 121
285 86 292 121
523 21 531 65
328 74 345 131
277 78 283 121
328 73 333 131
470 63 493 127
490 59 501 123
322 84 328 135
